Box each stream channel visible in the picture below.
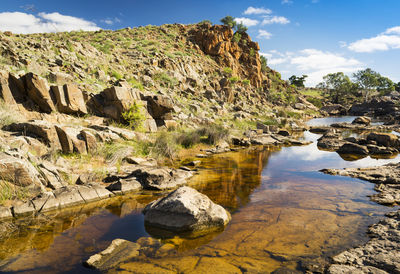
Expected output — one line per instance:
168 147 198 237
0 116 398 273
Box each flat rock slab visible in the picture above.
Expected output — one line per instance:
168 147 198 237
143 186 231 233
328 210 400 273
84 239 140 271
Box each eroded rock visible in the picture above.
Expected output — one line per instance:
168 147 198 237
143 186 231 233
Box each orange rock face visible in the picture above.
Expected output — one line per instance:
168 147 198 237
190 24 263 87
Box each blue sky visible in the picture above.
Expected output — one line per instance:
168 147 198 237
1 0 399 86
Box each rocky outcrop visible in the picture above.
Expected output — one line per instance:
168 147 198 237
337 143 369 155
0 152 42 187
320 104 347 116
51 84 87 115
189 24 263 87
321 162 400 205
352 116 371 125
349 97 398 116
105 166 193 191
87 86 141 120
367 132 400 148
328 210 400 273
6 120 62 149
143 186 231 233
21 72 56 113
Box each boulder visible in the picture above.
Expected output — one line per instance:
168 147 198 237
144 95 174 121
48 71 73 85
87 86 141 121
6 120 61 149
55 126 87 154
320 104 347 116
0 72 27 104
126 166 192 190
352 116 371 126
80 129 97 153
21 73 56 113
367 132 400 148
337 143 369 155
51 84 87 115
0 152 42 187
143 186 231 233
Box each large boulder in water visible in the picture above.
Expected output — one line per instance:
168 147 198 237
143 186 231 233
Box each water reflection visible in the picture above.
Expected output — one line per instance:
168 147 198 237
0 117 396 273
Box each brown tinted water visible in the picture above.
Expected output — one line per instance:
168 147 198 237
0 118 398 273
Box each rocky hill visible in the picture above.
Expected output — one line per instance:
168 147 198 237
0 22 318 216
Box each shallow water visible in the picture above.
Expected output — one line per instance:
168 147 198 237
0 117 398 273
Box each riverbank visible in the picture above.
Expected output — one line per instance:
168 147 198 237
1 116 398 273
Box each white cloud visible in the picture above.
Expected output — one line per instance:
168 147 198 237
348 26 400 53
101 17 121 25
291 49 361 71
281 0 293 4
385 26 400 35
265 49 363 86
348 34 400 53
0 11 100 34
262 16 290 25
257 30 272 39
235 17 259 27
244 7 272 15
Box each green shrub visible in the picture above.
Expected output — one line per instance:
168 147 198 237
242 79 250 86
223 67 233 75
127 78 144 90
232 32 241 43
306 97 323 108
152 132 179 160
153 72 178 88
0 180 29 205
177 131 201 148
196 124 230 145
249 48 255 57
121 102 146 130
111 70 123 80
229 76 240 84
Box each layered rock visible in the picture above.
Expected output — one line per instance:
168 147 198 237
143 186 231 233
189 24 263 87
51 84 87 115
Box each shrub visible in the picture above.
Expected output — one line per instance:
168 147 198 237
121 102 146 130
306 97 323 108
111 70 123 80
232 32 241 43
242 79 250 86
153 72 178 88
229 76 240 84
196 124 230 145
0 99 21 127
223 67 233 75
177 131 201 148
127 78 144 90
152 132 179 160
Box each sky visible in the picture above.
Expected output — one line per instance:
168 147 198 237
0 0 399 86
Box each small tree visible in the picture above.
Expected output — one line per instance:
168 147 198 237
260 56 267 72
220 16 236 29
317 72 356 104
395 82 400 92
353 68 380 101
377 76 395 95
236 23 248 34
289 75 308 88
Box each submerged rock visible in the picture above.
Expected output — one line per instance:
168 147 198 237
84 239 140 271
143 186 231 233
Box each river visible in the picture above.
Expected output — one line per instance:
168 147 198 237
0 117 398 273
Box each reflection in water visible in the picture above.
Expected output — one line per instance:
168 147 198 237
0 117 397 273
